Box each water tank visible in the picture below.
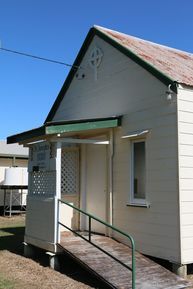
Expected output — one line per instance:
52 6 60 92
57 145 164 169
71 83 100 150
3 167 28 186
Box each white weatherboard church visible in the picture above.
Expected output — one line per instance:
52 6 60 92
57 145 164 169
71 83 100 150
7 26 193 274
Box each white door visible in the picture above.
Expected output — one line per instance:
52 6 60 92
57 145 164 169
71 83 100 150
85 144 107 234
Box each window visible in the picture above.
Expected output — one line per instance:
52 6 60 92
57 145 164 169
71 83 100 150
130 140 146 205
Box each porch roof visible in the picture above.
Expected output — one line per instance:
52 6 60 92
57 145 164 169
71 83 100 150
7 116 122 144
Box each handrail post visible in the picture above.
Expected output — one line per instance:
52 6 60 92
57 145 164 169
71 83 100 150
132 240 136 289
88 216 91 242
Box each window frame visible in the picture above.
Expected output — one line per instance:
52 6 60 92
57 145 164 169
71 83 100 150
129 139 147 206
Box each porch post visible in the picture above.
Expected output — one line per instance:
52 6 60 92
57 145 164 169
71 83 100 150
80 144 87 230
109 129 114 227
54 141 62 245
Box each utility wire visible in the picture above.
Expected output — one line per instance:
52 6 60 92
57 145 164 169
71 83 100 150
0 47 81 69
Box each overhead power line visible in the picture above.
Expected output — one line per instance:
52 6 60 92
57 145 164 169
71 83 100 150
0 47 80 69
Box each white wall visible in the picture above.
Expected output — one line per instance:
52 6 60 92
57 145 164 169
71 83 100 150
52 36 180 262
178 86 193 264
113 125 179 262
25 196 56 251
25 144 58 252
53 35 168 122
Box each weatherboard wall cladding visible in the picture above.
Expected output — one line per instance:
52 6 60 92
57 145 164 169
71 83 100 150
53 35 168 121
53 35 180 262
178 86 193 264
25 196 56 248
113 118 179 263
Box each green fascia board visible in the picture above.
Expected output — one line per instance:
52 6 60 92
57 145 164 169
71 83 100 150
46 119 119 135
7 126 46 144
45 27 176 123
7 117 121 144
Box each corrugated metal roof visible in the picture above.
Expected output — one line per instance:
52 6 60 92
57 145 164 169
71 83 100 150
0 140 28 157
95 26 193 86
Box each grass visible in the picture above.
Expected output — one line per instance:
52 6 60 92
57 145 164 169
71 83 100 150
0 275 14 289
0 216 25 289
0 216 25 253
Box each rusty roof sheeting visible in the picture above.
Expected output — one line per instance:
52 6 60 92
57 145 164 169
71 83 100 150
95 26 193 86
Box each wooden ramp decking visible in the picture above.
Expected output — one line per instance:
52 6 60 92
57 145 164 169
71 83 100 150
59 232 191 289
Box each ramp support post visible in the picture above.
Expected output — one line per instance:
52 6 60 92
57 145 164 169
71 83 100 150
172 263 187 278
46 252 60 271
23 242 35 258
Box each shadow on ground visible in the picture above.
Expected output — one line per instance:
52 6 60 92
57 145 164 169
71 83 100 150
24 246 112 289
0 225 111 289
58 253 112 289
0 226 25 254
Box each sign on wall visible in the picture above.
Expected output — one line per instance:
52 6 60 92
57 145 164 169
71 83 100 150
28 142 56 172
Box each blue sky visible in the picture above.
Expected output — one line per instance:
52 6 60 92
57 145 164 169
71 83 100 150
0 0 193 139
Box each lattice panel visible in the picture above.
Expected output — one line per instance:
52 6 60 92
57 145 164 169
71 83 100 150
29 171 56 196
61 148 79 195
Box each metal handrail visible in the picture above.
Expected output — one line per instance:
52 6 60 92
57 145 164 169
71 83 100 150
58 199 136 289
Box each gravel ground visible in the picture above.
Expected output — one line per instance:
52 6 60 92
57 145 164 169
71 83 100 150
1 216 193 289
0 250 96 289
0 215 110 289
1 249 193 289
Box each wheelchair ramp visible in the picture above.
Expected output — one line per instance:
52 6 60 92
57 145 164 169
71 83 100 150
59 233 191 289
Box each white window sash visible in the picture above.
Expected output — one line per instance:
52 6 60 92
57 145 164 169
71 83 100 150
130 139 146 205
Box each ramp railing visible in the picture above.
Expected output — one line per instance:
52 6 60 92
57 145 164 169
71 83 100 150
58 199 136 289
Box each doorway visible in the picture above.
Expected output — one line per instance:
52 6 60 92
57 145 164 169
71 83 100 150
85 144 108 234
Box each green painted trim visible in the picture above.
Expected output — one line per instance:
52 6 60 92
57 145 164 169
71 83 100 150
7 117 121 144
46 116 120 126
46 119 119 135
45 27 177 123
7 126 46 144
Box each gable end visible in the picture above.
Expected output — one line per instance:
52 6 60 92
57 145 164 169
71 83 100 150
45 27 176 123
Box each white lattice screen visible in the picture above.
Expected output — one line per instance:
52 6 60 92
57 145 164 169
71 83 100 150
61 148 79 195
29 171 56 196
